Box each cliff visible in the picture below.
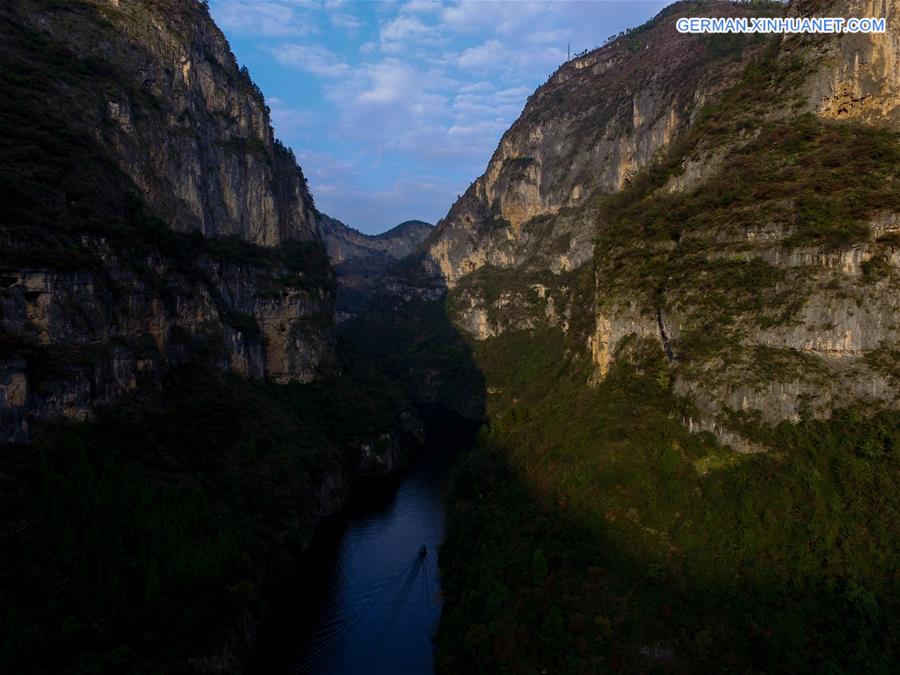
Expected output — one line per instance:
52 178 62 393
422 0 770 286
0 2 428 671
319 214 433 318
0 0 336 443
413 0 900 445
50 0 318 245
430 2 900 671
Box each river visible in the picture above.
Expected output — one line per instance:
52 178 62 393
250 435 462 674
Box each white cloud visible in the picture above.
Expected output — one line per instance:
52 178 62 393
213 1 317 38
266 97 314 135
358 60 417 104
268 44 351 77
439 0 544 36
399 0 444 16
330 12 363 33
215 0 670 232
295 149 361 183
457 39 503 71
378 14 447 54
458 80 493 93
325 0 363 34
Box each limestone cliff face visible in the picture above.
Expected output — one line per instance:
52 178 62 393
47 0 318 246
585 0 900 441
0 0 336 443
423 1 768 287
319 214 433 318
0 240 337 444
806 0 900 124
417 0 900 446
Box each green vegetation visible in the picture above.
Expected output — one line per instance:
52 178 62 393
131 213 335 296
439 328 900 673
438 25 900 673
602 113 900 255
447 263 594 352
592 105 900 384
346 293 485 420
218 135 272 163
0 2 153 246
866 342 900 387
0 352 414 673
700 31 767 61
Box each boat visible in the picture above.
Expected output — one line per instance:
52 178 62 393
418 544 427 559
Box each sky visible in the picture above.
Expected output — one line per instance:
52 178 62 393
210 1 669 234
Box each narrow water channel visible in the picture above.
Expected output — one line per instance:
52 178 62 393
251 433 464 674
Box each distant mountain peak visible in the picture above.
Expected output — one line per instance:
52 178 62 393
317 213 433 318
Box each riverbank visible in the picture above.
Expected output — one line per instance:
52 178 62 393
248 415 477 673
435 330 900 673
0 357 426 673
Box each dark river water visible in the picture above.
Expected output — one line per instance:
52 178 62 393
251 439 460 674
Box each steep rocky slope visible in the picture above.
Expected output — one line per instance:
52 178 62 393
55 0 319 245
0 0 335 443
320 215 433 266
319 214 432 318
413 0 900 445
422 0 771 287
363 0 900 672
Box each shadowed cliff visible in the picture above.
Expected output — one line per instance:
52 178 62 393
0 1 437 671
318 214 433 320
0 0 337 443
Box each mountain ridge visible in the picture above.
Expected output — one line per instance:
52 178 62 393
0 0 342 442
318 213 433 318
319 213 433 264
395 0 900 445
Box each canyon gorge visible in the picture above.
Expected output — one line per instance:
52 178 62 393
1 0 898 673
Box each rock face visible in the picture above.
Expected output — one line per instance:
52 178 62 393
320 215 433 266
806 0 900 125
62 0 318 246
0 0 336 443
319 214 433 318
422 1 764 288
406 0 900 446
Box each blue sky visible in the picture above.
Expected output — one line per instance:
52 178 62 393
210 1 669 234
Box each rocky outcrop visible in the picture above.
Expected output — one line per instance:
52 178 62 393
805 0 900 124
44 0 318 246
0 235 337 444
584 0 900 435
319 214 433 318
422 1 769 287
0 0 336 443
